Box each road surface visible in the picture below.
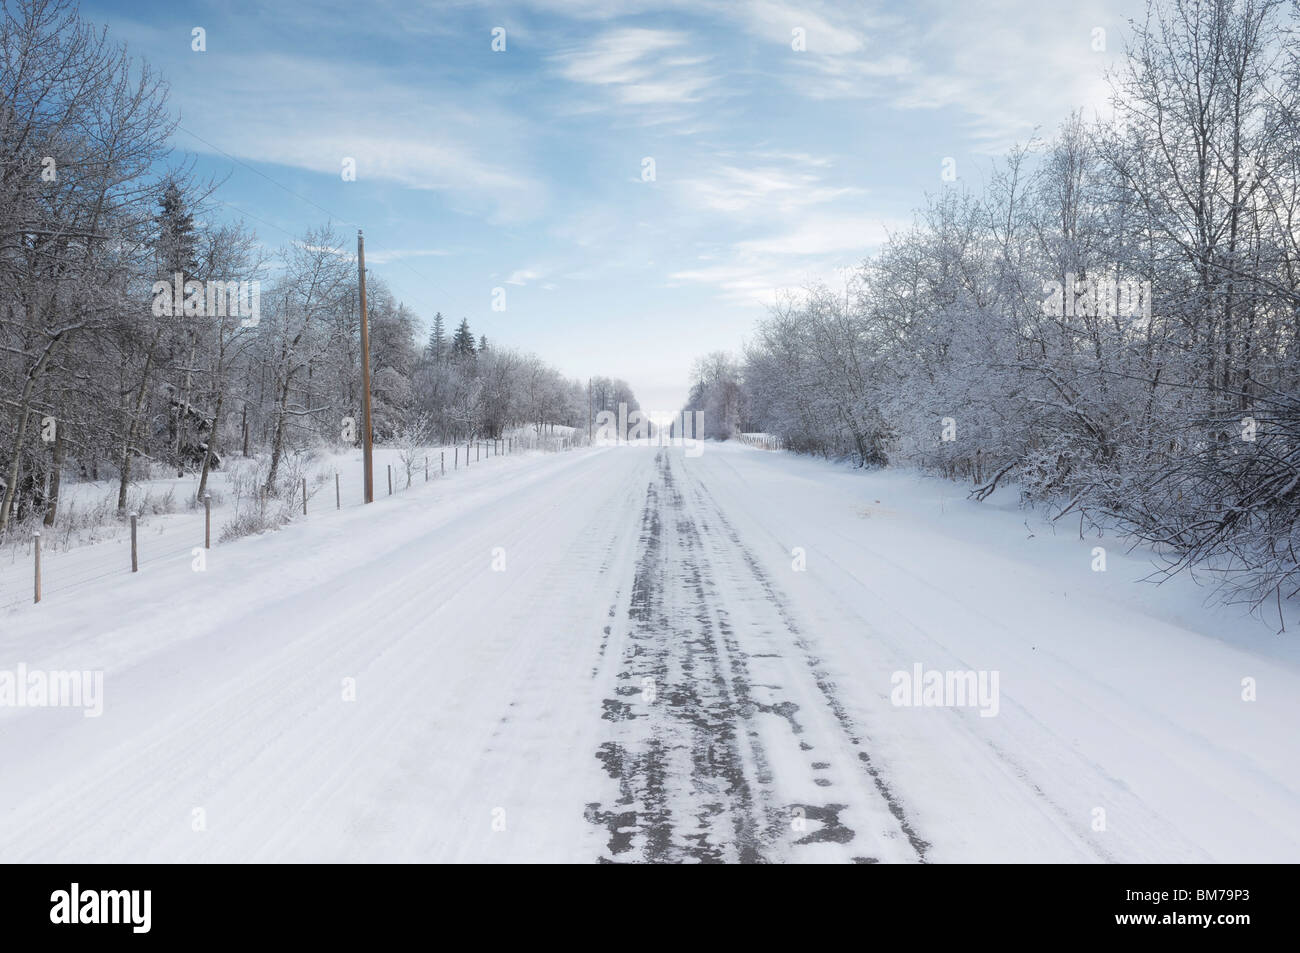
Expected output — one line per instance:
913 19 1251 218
2 443 1297 862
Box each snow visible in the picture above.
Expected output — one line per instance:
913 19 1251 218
0 440 510 612
1 440 1297 862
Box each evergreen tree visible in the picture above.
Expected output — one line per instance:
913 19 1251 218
426 311 446 362
156 180 198 278
478 335 488 353
451 318 476 357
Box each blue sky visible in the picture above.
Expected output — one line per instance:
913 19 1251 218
86 0 1141 410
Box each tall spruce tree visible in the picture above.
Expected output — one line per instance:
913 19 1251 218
157 180 198 278
426 311 446 362
451 318 476 358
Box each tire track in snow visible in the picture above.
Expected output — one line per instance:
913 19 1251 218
586 451 767 861
683 466 931 861
586 449 927 862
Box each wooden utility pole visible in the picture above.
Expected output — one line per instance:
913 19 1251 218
358 230 375 503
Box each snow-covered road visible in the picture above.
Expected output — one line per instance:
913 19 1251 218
2 443 1298 862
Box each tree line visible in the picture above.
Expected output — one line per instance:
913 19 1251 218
0 0 637 535
686 0 1300 609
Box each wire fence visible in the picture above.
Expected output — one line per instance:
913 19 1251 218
0 433 582 612
736 433 785 451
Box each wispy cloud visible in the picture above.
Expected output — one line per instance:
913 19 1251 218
734 214 903 257
739 0 1124 151
106 17 550 224
550 28 716 108
365 247 452 265
506 267 545 286
676 160 864 216
667 218 902 306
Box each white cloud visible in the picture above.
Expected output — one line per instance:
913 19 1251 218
668 209 908 306
771 0 1126 150
550 28 717 109
735 215 902 257
677 162 864 215
554 28 687 85
506 268 544 286
730 0 870 55
142 40 548 224
365 248 452 265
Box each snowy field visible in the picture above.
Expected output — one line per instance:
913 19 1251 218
1 440 1296 863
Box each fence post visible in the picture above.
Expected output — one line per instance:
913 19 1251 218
387 464 392 495
425 456 428 482
204 493 211 549
336 471 341 510
302 477 308 515
130 513 138 572
455 447 459 470
33 531 41 604
476 442 480 462
441 451 445 475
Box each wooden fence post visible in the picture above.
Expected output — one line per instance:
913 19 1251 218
387 464 392 495
302 477 308 515
33 531 41 604
335 472 341 510
204 493 211 549
130 513 138 572
441 451 445 475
